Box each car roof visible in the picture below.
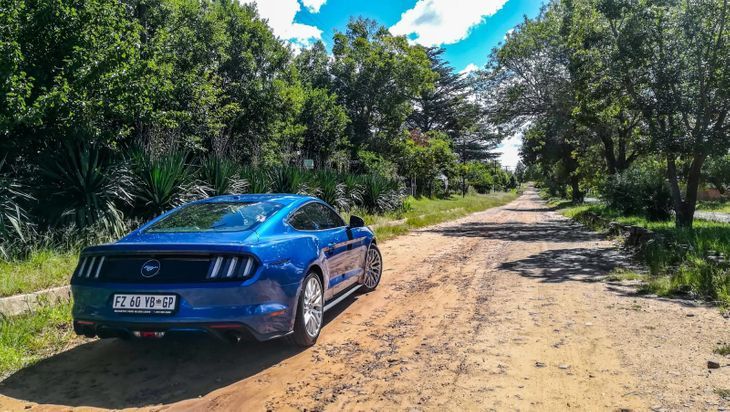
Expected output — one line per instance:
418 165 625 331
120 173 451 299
198 193 318 207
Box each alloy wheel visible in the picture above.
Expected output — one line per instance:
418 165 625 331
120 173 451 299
363 247 382 289
302 276 323 338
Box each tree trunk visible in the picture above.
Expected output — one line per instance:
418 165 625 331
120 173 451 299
599 132 618 175
667 154 706 228
570 175 584 203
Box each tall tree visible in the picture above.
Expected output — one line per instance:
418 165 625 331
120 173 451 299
482 4 585 201
330 18 435 155
566 0 648 175
604 0 730 227
1 0 142 159
408 48 468 135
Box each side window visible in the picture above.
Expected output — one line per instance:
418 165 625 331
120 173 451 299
288 207 316 230
315 204 345 229
289 203 345 231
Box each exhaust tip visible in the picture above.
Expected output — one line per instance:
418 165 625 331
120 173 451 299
226 331 243 344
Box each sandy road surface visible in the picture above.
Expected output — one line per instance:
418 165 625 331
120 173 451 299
1 190 729 411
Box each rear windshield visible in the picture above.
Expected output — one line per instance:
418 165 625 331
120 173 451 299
145 202 282 233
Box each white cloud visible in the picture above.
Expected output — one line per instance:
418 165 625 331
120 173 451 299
241 0 322 47
459 63 479 74
390 0 509 47
301 0 327 13
503 28 514 41
496 131 523 170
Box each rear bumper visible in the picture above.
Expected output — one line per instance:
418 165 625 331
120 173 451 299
72 319 291 342
71 280 300 341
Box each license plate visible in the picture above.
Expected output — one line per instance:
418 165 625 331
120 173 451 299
112 294 177 314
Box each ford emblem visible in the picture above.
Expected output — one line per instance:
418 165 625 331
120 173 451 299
141 259 161 278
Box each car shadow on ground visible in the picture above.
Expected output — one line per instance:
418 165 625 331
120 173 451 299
0 295 359 409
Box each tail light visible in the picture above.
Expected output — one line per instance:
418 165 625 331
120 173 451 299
74 256 106 279
206 255 257 280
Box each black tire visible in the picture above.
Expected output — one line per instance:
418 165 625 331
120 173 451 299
360 244 382 293
288 272 324 347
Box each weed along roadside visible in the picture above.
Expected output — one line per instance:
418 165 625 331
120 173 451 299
554 200 730 308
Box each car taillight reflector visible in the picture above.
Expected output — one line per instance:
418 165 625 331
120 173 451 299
206 255 256 280
74 256 106 278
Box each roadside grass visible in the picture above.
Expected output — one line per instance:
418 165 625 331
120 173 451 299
363 191 519 241
698 200 730 214
715 388 730 401
0 301 86 379
715 343 730 356
605 268 646 282
558 203 730 306
0 250 78 297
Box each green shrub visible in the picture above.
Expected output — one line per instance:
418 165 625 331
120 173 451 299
39 142 132 236
342 174 364 211
600 162 672 221
312 170 349 211
199 157 246 196
0 158 36 259
267 167 310 194
358 174 404 213
130 150 203 218
239 167 269 194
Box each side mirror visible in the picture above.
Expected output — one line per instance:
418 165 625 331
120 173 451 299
349 215 365 228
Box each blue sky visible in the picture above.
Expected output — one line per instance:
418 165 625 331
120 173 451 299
242 0 545 168
296 0 544 73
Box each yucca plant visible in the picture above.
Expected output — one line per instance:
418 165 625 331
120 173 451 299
359 174 405 213
40 141 132 236
199 156 247 196
0 158 36 258
240 167 269 193
342 174 364 212
130 150 204 218
268 167 309 194
314 170 349 211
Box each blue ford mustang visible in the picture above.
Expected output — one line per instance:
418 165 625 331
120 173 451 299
71 194 382 347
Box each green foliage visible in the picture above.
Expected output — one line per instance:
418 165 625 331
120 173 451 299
298 87 350 168
199 157 246 196
331 18 435 152
311 170 349 211
461 161 515 194
715 343 730 356
358 174 404 214
559 203 730 305
130 151 202 218
401 131 458 197
267 167 310 194
703 154 730 194
0 301 80 377
357 150 399 180
0 0 506 261
39 142 132 235
0 159 35 258
487 0 730 227
600 162 672 221
239 167 269 194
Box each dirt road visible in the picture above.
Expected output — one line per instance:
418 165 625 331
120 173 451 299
1 189 729 411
